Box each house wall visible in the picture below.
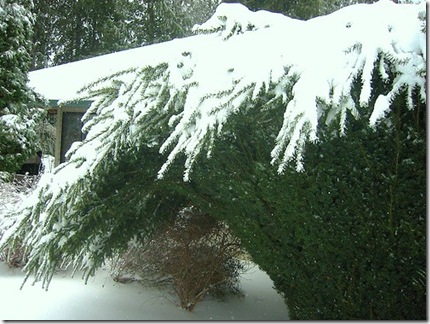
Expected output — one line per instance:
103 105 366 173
51 100 93 166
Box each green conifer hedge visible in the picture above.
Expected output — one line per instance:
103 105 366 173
182 87 426 319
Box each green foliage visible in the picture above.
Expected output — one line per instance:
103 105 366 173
38 148 183 286
184 85 426 319
0 0 45 173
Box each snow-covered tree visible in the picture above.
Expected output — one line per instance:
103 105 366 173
0 0 44 173
1 0 426 319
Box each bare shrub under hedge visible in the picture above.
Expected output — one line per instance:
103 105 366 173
110 206 247 311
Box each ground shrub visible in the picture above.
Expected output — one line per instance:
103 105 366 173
110 206 247 311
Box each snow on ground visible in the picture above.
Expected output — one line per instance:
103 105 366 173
0 261 289 320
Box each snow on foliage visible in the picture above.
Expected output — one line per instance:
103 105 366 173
72 0 425 178
0 0 43 173
0 0 426 289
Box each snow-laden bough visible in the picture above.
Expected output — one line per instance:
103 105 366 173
70 0 425 179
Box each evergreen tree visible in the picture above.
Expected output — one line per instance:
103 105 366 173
0 0 44 173
1 1 426 319
129 0 220 45
31 0 133 68
30 0 54 69
30 0 220 69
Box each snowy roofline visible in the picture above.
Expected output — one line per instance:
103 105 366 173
29 0 425 103
28 36 196 102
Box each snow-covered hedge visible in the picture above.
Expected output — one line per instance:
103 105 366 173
0 0 426 304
